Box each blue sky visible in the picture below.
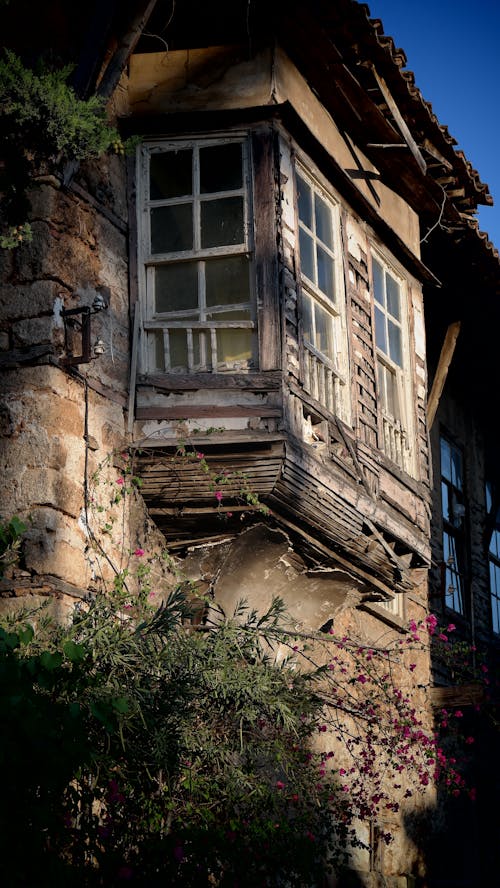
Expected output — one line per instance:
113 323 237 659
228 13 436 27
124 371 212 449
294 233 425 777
370 1 500 250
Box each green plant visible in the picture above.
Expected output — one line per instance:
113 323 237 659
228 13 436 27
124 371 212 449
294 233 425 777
0 50 120 242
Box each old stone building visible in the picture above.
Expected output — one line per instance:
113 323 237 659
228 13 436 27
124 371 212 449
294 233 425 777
1 1 499 884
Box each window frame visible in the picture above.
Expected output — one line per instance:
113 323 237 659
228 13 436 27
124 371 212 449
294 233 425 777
440 435 467 616
486 479 500 635
294 160 350 424
137 134 258 375
370 249 415 475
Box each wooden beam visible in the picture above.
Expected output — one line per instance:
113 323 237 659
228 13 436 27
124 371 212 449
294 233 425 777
427 321 461 431
136 406 282 420
139 371 282 391
370 66 427 176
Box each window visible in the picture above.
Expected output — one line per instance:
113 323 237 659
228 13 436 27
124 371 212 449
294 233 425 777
372 255 412 472
486 480 500 634
296 168 349 421
138 138 255 373
440 437 466 614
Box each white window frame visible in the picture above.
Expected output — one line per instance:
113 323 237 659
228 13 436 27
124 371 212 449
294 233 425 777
137 135 257 374
371 250 415 475
295 162 350 424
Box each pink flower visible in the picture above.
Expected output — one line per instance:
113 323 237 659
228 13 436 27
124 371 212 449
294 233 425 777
227 512 233 518
318 724 327 732
215 491 223 502
465 736 475 744
356 674 367 683
438 633 448 642
409 664 416 672
447 623 456 632
469 788 477 801
454 710 463 718
196 452 204 459
275 781 285 790
116 477 124 485
134 547 145 557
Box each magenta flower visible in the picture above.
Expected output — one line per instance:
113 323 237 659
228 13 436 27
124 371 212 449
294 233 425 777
454 710 463 718
465 736 475 744
196 452 204 459
116 477 124 485
447 623 456 632
356 674 367 683
215 491 223 502
275 780 285 790
134 547 145 557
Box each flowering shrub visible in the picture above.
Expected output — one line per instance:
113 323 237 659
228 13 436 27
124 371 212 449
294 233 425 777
0 448 496 884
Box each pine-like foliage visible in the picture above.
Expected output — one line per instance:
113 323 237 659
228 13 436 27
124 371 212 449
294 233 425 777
0 592 351 887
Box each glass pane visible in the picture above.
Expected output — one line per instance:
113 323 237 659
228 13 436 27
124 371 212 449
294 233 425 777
153 330 165 370
314 303 335 362
155 262 198 313
451 445 463 490
374 306 387 353
299 228 314 282
205 256 250 307
490 529 500 559
315 194 333 247
388 320 402 366
441 437 451 482
201 197 244 248
150 150 192 200
378 361 396 417
200 143 243 193
486 480 493 513
297 175 312 229
151 204 193 253
302 293 313 343
216 329 252 366
386 273 401 319
372 258 384 306
317 245 335 301
445 564 463 614
492 587 500 634
441 481 450 523
168 328 200 370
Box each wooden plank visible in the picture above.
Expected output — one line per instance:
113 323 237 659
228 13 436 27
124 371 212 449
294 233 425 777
136 405 282 420
252 127 281 370
370 66 427 176
138 371 282 391
127 304 140 434
96 0 159 99
427 321 461 431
